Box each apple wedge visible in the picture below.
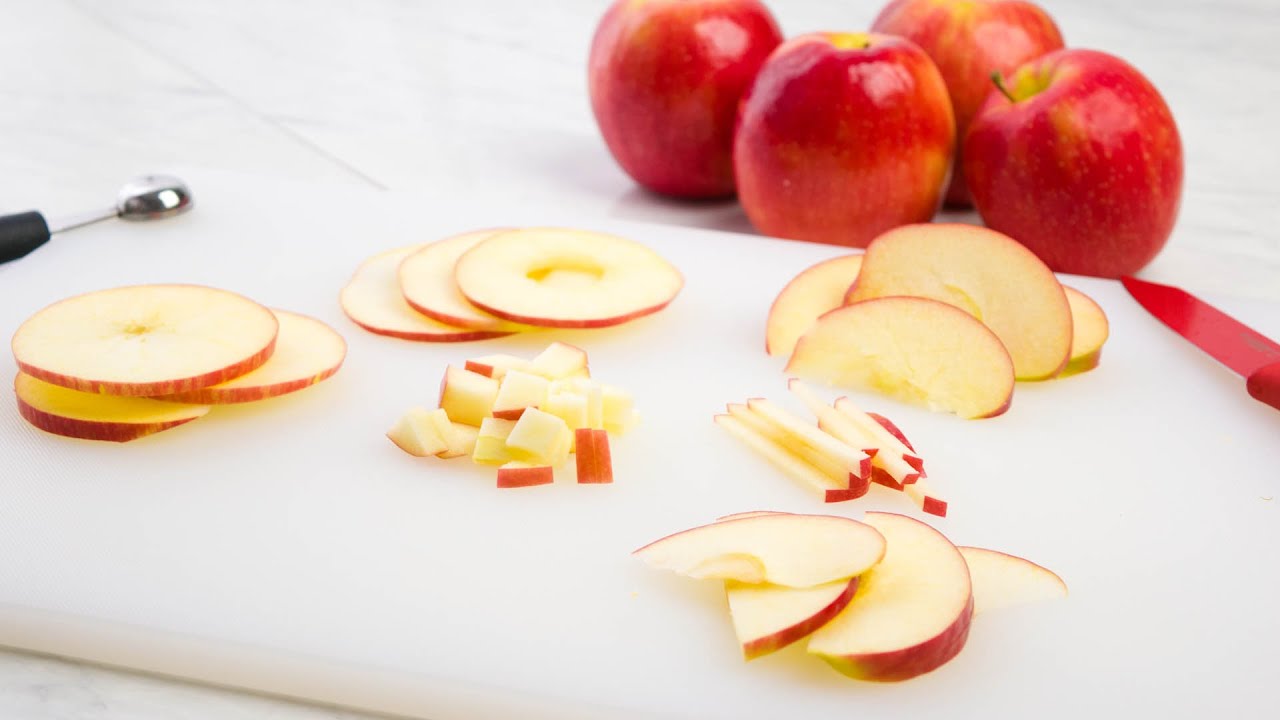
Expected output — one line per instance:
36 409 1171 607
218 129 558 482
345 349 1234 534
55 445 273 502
765 254 863 357
12 284 278 396
808 512 973 681
846 223 1072 381
397 230 530 332
1062 286 1109 375
159 310 345 404
15 372 210 442
633 513 886 588
959 547 1067 614
726 577 859 660
787 298 1015 419
453 228 683 328
340 245 514 342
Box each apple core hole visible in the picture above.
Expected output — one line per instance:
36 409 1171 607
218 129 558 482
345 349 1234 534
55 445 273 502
526 258 605 284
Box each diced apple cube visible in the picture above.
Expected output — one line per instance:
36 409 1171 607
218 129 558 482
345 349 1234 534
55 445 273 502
491 370 551 420
601 384 635 434
439 365 499 427
575 428 614 484
544 391 589 431
386 406 448 457
586 383 605 430
438 421 479 459
496 462 554 488
529 342 589 380
464 353 532 381
472 417 518 465
505 407 572 464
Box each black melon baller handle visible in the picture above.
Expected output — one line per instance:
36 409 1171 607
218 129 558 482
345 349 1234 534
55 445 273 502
0 211 52 264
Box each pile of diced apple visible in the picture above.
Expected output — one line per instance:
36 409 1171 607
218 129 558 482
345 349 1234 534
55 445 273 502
716 380 946 516
386 342 636 487
340 227 684 341
10 284 347 442
765 223 1111 419
635 511 1067 680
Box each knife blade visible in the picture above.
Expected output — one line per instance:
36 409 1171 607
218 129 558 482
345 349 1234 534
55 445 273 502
1121 276 1280 412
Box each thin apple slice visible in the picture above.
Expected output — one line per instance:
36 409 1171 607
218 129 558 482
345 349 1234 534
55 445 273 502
397 230 531 332
453 228 683 328
340 245 514 342
726 577 859 660
13 284 278 396
766 254 864 357
158 310 345 404
496 462 554 488
714 414 862 503
787 298 1015 419
904 478 948 518
15 372 210 442
788 380 919 488
808 512 973 681
633 513 886 588
846 223 1072 380
745 398 871 482
959 547 1067 614
1062 286 1109 376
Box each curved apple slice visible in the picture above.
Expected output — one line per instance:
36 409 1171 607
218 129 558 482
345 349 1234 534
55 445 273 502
786 297 1015 419
959 546 1068 614
12 284 278 396
15 372 210 442
340 245 514 342
454 228 684 328
398 230 531 332
727 577 859 660
158 310 346 404
765 254 863 357
808 512 973 682
846 223 1072 381
633 513 885 588
1062 286 1109 375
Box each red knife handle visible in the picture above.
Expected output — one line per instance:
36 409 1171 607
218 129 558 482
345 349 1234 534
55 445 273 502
1246 361 1280 412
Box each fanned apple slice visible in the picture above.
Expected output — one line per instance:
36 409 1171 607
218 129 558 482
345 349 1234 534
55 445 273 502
13 284 278 396
787 298 1015 419
340 245 514 342
398 230 530 332
454 228 683 328
159 310 345 403
765 254 864 357
633 513 886 588
959 547 1067 614
846 223 1072 380
727 577 860 660
808 512 973 681
15 372 210 442
1062 286 1109 375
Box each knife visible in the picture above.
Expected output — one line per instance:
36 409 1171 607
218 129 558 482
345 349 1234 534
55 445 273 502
1121 276 1280 412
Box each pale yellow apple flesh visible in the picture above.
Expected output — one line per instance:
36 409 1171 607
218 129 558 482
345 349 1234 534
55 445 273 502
1062 286 1109 375
846 223 1073 381
438 365 500 427
714 413 860 503
959 546 1067 614
386 406 450 457
397 229 530 332
12 284 279 396
15 372 210 442
765 254 863 357
726 577 859 660
786 297 1015 419
787 379 919 488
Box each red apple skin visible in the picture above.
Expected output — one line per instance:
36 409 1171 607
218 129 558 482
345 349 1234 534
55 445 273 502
16 399 201 443
741 576 859 660
822 594 973 681
734 33 955 248
872 0 1064 207
964 49 1183 278
588 0 783 198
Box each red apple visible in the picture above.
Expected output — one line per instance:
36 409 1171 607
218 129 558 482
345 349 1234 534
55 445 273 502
734 32 955 248
871 0 1064 207
963 48 1183 277
588 0 783 198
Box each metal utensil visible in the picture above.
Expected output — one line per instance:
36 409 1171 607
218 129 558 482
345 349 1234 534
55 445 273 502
0 174 193 264
1122 275 1280 412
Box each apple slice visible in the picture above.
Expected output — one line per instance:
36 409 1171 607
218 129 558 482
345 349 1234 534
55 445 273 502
788 380 919 488
726 577 859 660
904 478 947 518
1062 286 1109 375
633 513 886 588
846 223 1072 381
397 229 530 332
575 428 614 484
715 413 865 503
453 228 684 328
496 462 554 488
158 310 345 404
340 245 514 342
808 512 973 681
745 398 871 482
386 406 449 457
787 298 1015 419
765 254 863 357
959 547 1067 614
13 284 278 396
15 372 210 442
438 365 500 427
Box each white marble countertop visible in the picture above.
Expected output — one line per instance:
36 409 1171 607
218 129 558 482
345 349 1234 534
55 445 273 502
1 0 1277 718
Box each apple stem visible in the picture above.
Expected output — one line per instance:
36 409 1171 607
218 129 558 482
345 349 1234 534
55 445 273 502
990 71 1016 103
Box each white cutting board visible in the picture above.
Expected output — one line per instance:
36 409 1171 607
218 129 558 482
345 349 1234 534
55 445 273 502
2 170 1278 720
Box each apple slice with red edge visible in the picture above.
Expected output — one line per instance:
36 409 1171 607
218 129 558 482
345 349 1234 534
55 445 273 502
726 577 860 660
1062 286 1109 375
787 297 1015 419
453 228 683 328
13 284 278 396
15 372 210 442
575 428 614 484
765 254 863 357
715 413 867 502
959 546 1067 614
340 245 514 342
807 512 973 681
397 230 531 332
496 462 554 488
904 479 948 517
787 379 918 488
633 512 885 587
